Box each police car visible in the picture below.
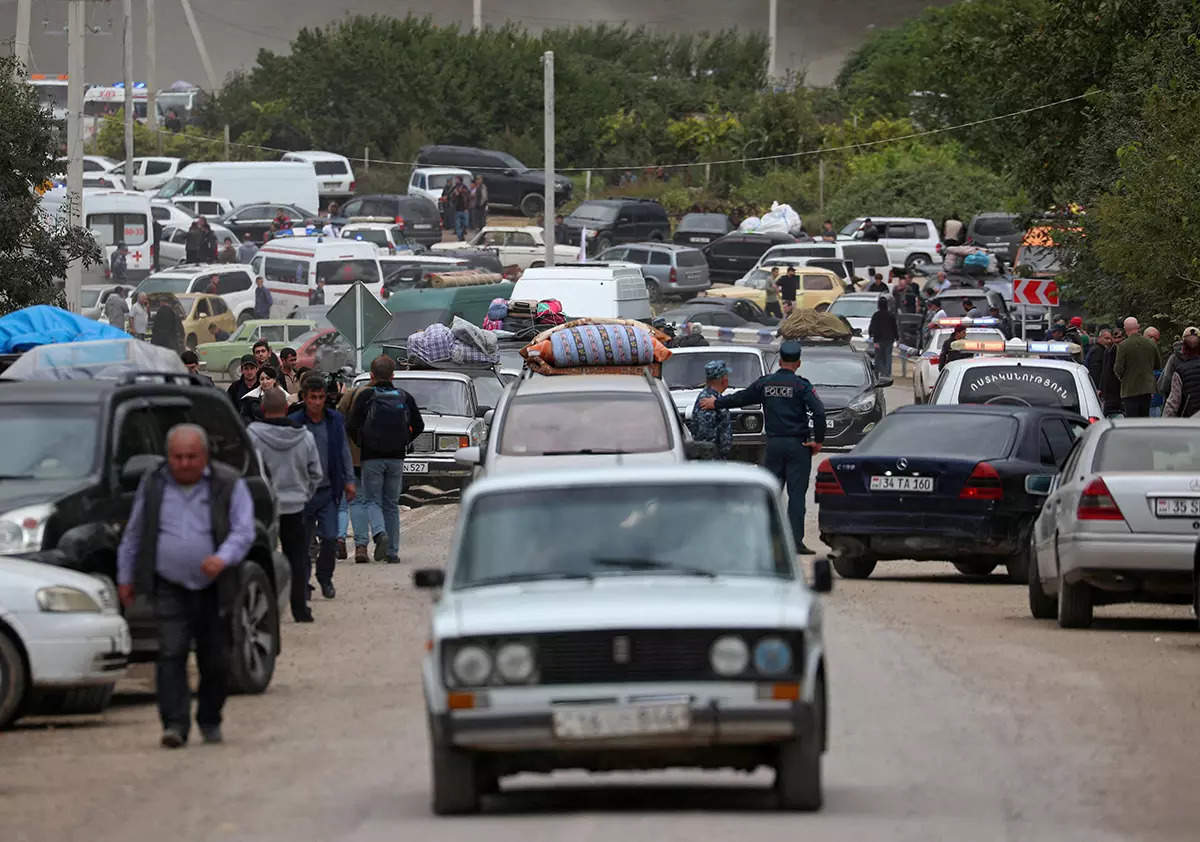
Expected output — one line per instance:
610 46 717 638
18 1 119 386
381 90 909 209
928 338 1104 420
909 318 1008 404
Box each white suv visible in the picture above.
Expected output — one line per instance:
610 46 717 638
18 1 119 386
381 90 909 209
130 264 259 325
838 217 943 270
281 151 356 203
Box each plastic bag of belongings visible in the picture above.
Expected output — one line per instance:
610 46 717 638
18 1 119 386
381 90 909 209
520 319 673 376
942 245 1000 275
407 316 500 366
737 202 804 237
485 298 568 337
778 308 852 341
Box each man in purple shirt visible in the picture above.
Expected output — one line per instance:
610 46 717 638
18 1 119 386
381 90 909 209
117 424 255 748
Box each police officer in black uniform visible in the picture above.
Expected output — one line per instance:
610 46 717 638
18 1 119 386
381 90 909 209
699 340 825 554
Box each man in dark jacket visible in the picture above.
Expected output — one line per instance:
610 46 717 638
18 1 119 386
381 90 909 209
348 356 425 564
226 355 259 404
289 374 355 598
1164 328 1200 417
868 296 899 378
1101 329 1125 416
1085 329 1111 396
939 323 971 369
253 276 273 319
185 220 203 263
199 218 218 262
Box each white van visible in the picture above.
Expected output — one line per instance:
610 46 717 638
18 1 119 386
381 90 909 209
754 241 891 285
408 167 472 204
511 263 651 320
249 236 382 310
154 162 319 214
281 151 356 203
41 189 157 285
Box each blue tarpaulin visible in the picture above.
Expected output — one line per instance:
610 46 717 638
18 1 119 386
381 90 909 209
0 305 129 354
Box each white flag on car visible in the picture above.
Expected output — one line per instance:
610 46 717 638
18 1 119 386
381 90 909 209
578 227 588 263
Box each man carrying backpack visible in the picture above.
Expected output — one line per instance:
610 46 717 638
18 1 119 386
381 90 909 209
348 355 425 564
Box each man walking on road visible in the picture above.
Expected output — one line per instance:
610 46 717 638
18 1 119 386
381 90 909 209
337 379 385 563
348 356 424 564
1114 316 1161 418
116 424 255 748
776 266 799 316
104 286 129 329
700 340 825 554
248 390 324 622
253 277 273 319
227 355 260 404
290 374 355 597
868 296 898 378
449 176 471 240
130 293 150 337
689 359 732 460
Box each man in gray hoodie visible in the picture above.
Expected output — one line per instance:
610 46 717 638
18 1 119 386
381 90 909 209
247 389 324 622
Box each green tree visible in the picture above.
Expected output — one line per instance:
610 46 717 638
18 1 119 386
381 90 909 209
0 56 101 315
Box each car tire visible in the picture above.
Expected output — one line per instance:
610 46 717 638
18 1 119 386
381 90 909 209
1028 540 1056 619
186 333 198 350
645 280 663 309
226 359 242 379
952 561 997 577
595 236 612 253
831 554 876 579
905 254 932 270
814 302 830 312
0 631 27 730
1057 576 1093 628
519 193 544 218
429 715 482 814
227 562 279 694
1006 535 1032 584
775 671 823 811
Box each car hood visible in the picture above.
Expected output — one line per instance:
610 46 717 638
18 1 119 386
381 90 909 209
0 478 95 515
809 384 869 411
669 386 753 416
439 576 814 637
419 416 474 434
487 451 680 473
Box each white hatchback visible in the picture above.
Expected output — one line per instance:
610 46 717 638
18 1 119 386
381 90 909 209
0 556 130 729
929 353 1104 420
415 464 831 814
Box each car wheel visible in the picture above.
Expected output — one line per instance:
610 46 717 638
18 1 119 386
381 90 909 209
645 280 663 309
831 554 876 579
775 670 823 811
1006 535 1031 584
186 333 198 350
519 193 544 218
227 359 242 379
595 236 612 253
0 631 27 729
236 310 253 325
1028 540 1056 619
905 253 932 270
814 302 830 312
429 714 482 814
952 561 997 577
227 562 278 694
1057 576 1093 628
649 231 664 242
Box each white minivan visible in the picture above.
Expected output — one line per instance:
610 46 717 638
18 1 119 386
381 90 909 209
755 241 891 286
281 151 356 204
510 263 651 320
155 162 319 215
408 167 472 205
250 236 382 310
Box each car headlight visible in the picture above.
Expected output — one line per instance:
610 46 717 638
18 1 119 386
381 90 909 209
495 641 536 683
437 435 469 451
753 636 793 676
451 644 493 687
36 586 101 613
0 503 53 553
709 635 749 676
848 393 876 413
741 413 762 432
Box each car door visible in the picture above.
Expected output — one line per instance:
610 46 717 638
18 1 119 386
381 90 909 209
624 246 651 270
506 230 539 265
614 208 639 243
228 204 274 241
189 297 212 342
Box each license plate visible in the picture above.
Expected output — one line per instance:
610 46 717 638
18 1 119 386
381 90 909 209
552 704 691 740
689 236 708 243
322 181 341 188
1154 497 1200 517
402 462 429 474
870 475 934 493
411 223 434 230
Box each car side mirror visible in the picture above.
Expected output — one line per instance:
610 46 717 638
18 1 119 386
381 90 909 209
483 409 494 427
413 568 445 589
502 168 516 177
811 557 834 593
120 453 163 490
685 441 717 460
875 375 893 388
454 446 481 466
1025 474 1054 496
475 404 492 417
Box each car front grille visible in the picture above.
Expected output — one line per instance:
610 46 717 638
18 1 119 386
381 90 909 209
409 432 434 453
533 629 803 684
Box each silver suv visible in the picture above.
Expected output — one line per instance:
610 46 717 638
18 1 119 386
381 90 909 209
595 242 711 303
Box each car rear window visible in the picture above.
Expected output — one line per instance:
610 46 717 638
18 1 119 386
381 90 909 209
956 365 1080 413
974 216 1019 237
313 160 348 176
676 249 707 267
679 214 727 231
860 414 1017 459
841 244 889 267
1093 428 1200 472
498 393 671 455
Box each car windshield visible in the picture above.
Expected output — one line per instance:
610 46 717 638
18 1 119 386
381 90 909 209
662 353 762 389
839 219 865 236
230 322 256 341
860 414 1017 459
316 259 381 287
1094 428 1200 472
975 216 1019 237
135 276 190 295
804 357 871 388
454 484 792 588
471 373 511 409
566 203 619 225
394 378 471 416
829 298 878 318
956 365 1080 413
426 173 460 189
1016 246 1065 273
936 297 988 317
80 288 103 308
0 404 99 479
679 214 726 231
498 393 671 455
736 269 773 290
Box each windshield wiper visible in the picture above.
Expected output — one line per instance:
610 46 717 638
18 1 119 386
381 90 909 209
463 572 593 589
592 558 717 578
0 473 36 479
539 448 628 456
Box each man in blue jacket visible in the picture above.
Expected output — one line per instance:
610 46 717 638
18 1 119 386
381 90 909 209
289 374 355 599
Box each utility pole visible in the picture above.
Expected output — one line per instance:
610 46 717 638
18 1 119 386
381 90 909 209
179 0 229 157
767 0 778 80
146 0 158 151
122 0 134 179
65 0 86 313
14 0 31 74
473 0 482 32
542 51 555 267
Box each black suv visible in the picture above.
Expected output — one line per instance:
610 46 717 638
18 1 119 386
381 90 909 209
563 198 671 255
415 145 574 217
702 230 798 282
336 195 443 247
0 374 288 694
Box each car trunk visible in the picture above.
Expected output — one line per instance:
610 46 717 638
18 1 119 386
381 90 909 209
836 455 994 510
1101 473 1200 535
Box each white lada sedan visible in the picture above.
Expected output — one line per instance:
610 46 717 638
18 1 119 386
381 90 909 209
414 464 833 814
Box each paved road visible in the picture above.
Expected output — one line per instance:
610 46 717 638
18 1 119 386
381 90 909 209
5 380 1199 840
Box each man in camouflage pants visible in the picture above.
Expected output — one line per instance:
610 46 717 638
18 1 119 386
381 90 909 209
690 359 733 459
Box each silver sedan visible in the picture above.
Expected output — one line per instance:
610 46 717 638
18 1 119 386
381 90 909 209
1028 418 1200 628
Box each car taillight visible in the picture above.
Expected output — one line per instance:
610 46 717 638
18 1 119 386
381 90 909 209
1077 477 1124 520
1087 416 1099 424
935 242 943 252
815 459 843 496
929 355 939 365
960 462 1003 500
349 180 356 192
669 266 677 284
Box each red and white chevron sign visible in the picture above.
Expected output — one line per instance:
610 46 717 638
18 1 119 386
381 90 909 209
1013 278 1059 306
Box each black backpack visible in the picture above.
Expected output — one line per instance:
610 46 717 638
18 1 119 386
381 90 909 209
361 387 411 452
